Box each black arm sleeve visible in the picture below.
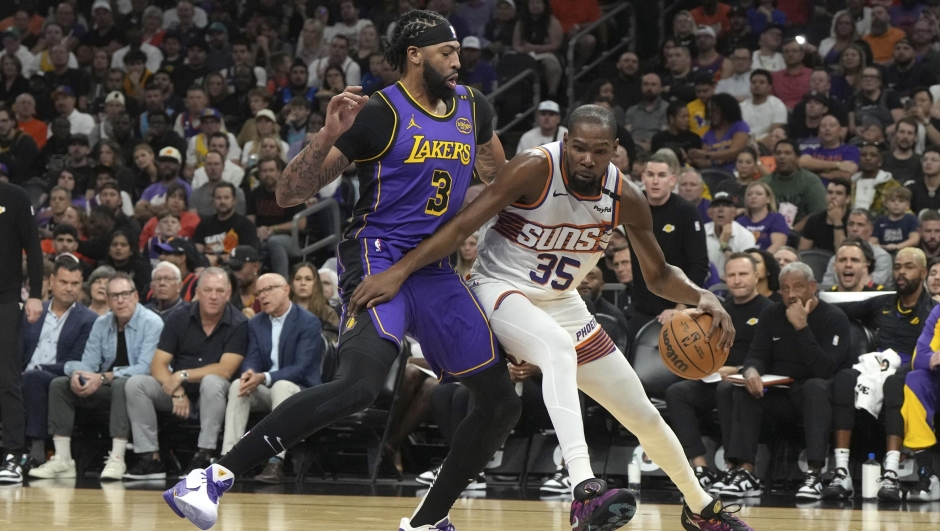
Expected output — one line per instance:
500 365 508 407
334 95 397 162
467 87 495 145
19 191 43 299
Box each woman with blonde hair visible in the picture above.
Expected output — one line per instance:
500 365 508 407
237 88 273 146
243 135 289 189
832 44 867 102
289 261 340 343
736 181 789 252
295 19 326 66
354 23 381 74
240 110 289 168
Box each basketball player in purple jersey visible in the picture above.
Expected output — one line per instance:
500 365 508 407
350 106 755 531
162 10 633 531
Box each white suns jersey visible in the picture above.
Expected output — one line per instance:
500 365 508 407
470 141 623 301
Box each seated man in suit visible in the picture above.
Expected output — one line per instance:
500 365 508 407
124 268 248 480
221 273 323 484
822 247 935 501
29 272 164 481
18 255 96 469
665 253 773 493
720 262 850 499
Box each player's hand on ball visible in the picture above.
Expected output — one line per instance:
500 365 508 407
349 268 408 315
324 86 369 136
687 291 735 352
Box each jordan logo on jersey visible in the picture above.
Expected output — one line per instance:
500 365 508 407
404 135 472 165
407 114 421 130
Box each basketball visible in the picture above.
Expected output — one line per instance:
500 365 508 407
658 311 727 379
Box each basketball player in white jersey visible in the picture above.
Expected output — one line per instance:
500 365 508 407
351 105 753 531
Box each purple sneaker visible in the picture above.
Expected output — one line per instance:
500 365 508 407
397 516 456 530
569 478 637 531
681 496 753 531
163 464 235 530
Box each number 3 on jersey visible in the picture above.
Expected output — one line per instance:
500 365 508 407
425 170 453 216
530 253 582 290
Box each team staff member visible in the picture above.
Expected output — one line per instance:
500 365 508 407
0 182 44 483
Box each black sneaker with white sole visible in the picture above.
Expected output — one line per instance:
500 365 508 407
694 466 719 491
0 454 24 484
541 469 572 494
123 453 167 480
877 470 902 502
709 469 738 494
906 466 940 502
719 469 762 498
466 471 487 491
821 467 853 500
416 464 441 486
795 471 823 500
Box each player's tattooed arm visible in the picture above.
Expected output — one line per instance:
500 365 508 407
474 134 507 184
277 138 349 207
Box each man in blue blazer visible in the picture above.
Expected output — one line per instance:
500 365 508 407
221 273 323 483
15 256 96 476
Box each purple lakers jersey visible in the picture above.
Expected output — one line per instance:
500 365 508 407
346 83 478 250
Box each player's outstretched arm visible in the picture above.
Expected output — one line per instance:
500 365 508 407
474 134 507 184
276 87 369 207
348 150 549 314
618 177 735 351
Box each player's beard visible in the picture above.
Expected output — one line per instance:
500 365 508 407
565 161 603 197
423 59 456 101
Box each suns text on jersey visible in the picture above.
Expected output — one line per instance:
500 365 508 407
403 135 472 165
517 223 606 252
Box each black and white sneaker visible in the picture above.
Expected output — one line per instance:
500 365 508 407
694 466 719 491
466 471 487 491
906 466 940 502
821 467 853 500
710 469 738 494
540 469 572 494
416 464 441 486
719 469 762 498
123 453 166 480
877 470 902 502
795 471 822 500
0 454 24 484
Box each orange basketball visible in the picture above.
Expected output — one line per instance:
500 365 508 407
658 311 728 379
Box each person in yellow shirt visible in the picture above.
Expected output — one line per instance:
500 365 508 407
688 70 716 137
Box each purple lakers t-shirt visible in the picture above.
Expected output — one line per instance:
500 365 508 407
702 121 751 172
802 143 860 186
140 178 192 205
736 212 790 250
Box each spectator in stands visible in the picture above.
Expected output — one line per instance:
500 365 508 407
516 100 567 155
307 35 360 89
576 266 627 331
0 54 28 108
677 167 710 223
173 86 209 140
909 147 940 214
82 0 126 52
693 26 731 82
20 256 96 464
920 211 940 260
747 0 786 35
671 11 698 55
747 248 782 302
172 41 210 98
793 69 850 124
626 151 709 340
799 116 860 181
705 191 757 277
134 147 191 221
788 93 830 150
139 184 200 248
829 238 885 292
289 262 340 343
624 73 668 152
884 117 923 186
327 0 376 48
229 246 262 317
819 12 868 69
872 187 920 251
719 8 757 57
772 38 812 110
247 157 305 278
737 182 789 252
751 24 785 72
0 107 39 185
124 267 247 479
191 134 245 189
37 187 72 239
686 71 716 138
832 0 871 37
281 98 312 157
713 148 763 207
611 52 641 110
85 265 114 316
799 178 852 253
146 111 187 158
663 46 696 104
760 139 826 231
190 151 247 218
53 85 94 136
850 144 899 213
692 0 732 37
512 0 564 99
1 28 35 79
456 37 496 95
716 47 755 102
193 182 258 262
184 109 240 176
104 230 151 292
14 93 46 149
483 0 517 59
851 66 903 134
820 209 893 288
885 39 933 98
822 247 934 501
720 262 849 498
275 61 316 116
864 5 906 65
142 210 181 265
773 245 799 268
241 110 289 169
650 101 703 164
146 261 187 317
740 69 787 144
689 93 750 172
112 26 163 76
666 252 772 492
221 272 322 483
31 272 163 481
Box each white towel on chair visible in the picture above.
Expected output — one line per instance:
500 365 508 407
852 349 901 418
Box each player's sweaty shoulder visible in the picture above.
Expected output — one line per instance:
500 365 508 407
502 147 552 201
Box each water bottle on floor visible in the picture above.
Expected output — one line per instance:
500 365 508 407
862 453 880 499
628 456 641 494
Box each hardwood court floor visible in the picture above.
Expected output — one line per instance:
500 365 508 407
0 485 938 531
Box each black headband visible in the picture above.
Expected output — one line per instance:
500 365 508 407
409 24 459 48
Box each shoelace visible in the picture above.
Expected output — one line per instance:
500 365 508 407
548 470 567 484
729 470 752 489
801 473 819 489
830 470 849 487
879 471 899 487
712 503 745 525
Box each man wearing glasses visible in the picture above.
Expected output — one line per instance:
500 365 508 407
146 261 187 318
31 272 164 481
124 268 248 480
220 273 323 484
228 246 263 317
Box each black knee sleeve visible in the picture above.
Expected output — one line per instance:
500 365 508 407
883 373 907 438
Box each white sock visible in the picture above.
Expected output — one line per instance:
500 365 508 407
111 438 127 460
576 353 713 514
885 450 901 474
834 448 850 472
53 436 71 462
566 456 594 488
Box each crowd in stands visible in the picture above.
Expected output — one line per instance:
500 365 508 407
4 0 940 508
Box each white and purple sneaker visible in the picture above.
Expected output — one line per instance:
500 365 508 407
398 516 456 530
163 464 234 530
